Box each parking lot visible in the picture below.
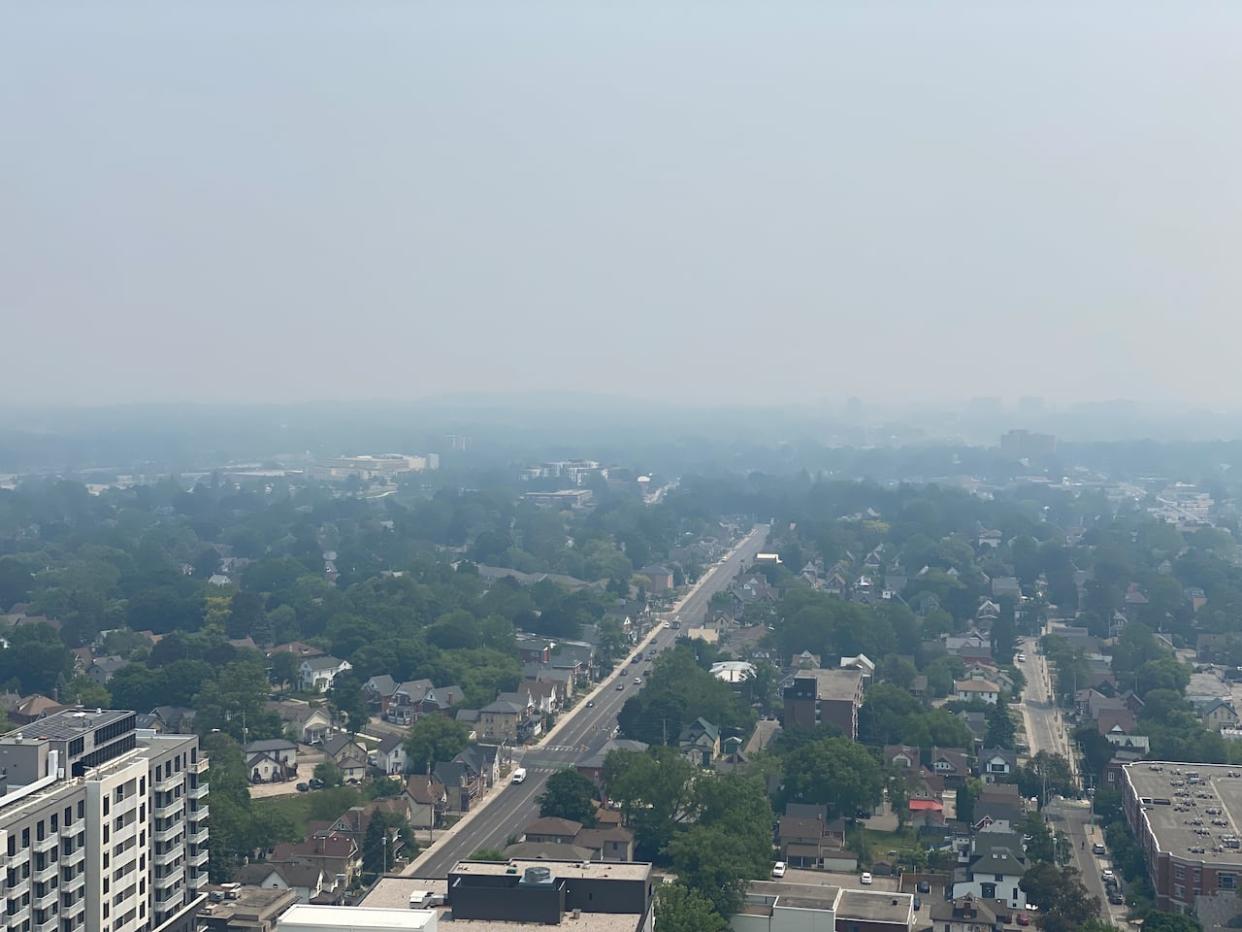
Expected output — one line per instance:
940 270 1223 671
781 867 901 892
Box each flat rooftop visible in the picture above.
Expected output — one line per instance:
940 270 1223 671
277 905 436 931
1124 762 1242 866
796 669 863 701
359 877 448 910
7 709 132 742
440 914 640 932
836 889 916 924
450 859 651 882
741 880 841 916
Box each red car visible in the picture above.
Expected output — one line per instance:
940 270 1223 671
1016 912 1031 926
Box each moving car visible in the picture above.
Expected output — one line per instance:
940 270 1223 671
616 682 625 690
1016 652 1027 662
771 862 786 878
511 767 527 784
633 676 642 684
859 872 873 885
586 700 595 708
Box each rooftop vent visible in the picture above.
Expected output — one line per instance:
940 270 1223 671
521 867 554 886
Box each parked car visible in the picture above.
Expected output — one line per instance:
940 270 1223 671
916 881 930 894
1017 652 1027 662
771 862 786 878
1093 842 1106 855
1016 912 1030 926
308 777 325 790
1108 892 1125 906
913 897 922 911
1101 869 1115 883
859 873 873 885
296 783 309 792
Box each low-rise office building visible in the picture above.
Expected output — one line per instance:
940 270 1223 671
1122 762 1242 913
446 859 653 931
782 669 865 739
732 881 915 932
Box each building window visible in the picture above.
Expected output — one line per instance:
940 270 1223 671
1222 874 1237 890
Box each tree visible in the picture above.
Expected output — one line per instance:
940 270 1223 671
314 761 343 787
985 701 1016 749
1021 863 1098 932
956 781 978 825
1143 912 1202 932
654 882 727 932
405 716 470 773
604 748 697 858
328 670 369 734
1017 752 1076 801
362 810 414 875
780 737 884 819
469 848 507 861
539 769 597 825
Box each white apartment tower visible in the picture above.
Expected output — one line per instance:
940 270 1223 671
0 710 207 932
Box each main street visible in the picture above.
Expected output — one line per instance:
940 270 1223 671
406 524 770 879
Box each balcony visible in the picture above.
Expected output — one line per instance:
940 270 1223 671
6 875 30 899
189 848 208 868
154 845 182 866
32 885 57 910
62 870 85 894
32 834 57 854
155 866 185 890
188 824 208 845
191 758 208 775
154 819 183 843
31 860 56 883
155 770 182 793
189 781 208 800
61 845 85 868
189 803 209 822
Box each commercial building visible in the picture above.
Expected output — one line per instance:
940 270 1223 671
276 904 436 932
0 708 208 932
732 880 915 932
520 490 594 510
445 859 653 931
199 886 298 932
782 669 865 739
1122 762 1242 913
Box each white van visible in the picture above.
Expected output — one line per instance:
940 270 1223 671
512 767 527 784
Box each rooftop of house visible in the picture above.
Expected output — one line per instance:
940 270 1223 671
525 817 584 836
276 905 435 932
1124 762 1242 867
836 888 915 924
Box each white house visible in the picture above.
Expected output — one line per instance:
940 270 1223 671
954 678 1001 705
245 738 299 783
372 734 409 775
299 656 352 693
952 833 1027 908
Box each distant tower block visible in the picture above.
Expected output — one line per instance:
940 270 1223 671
447 434 471 452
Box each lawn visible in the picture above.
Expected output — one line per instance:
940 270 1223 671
254 785 365 841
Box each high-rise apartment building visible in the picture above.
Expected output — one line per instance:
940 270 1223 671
0 710 207 932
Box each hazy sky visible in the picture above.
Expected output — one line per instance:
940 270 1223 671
4 2 1242 407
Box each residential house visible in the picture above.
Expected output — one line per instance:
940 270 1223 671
321 734 369 782
776 804 854 872
9 694 68 724
299 656 351 693
1199 697 1240 731
361 674 397 707
883 745 921 770
930 894 1001 932
86 655 126 685
908 797 945 827
790 650 821 671
268 832 361 893
151 705 196 734
403 774 447 829
928 748 971 790
514 634 556 664
266 701 333 746
372 734 408 775
235 862 327 905
991 577 1021 600
974 784 1027 832
954 679 1001 705
639 565 675 593
245 738 300 783
839 654 876 681
951 831 1027 908
479 699 524 742
577 738 649 788
572 825 636 862
524 817 583 845
434 760 485 814
455 743 502 788
977 748 1016 783
381 680 464 726
678 718 721 767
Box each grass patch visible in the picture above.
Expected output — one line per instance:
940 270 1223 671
254 786 364 842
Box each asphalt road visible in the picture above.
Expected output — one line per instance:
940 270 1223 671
407 524 770 879
1015 637 1072 764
